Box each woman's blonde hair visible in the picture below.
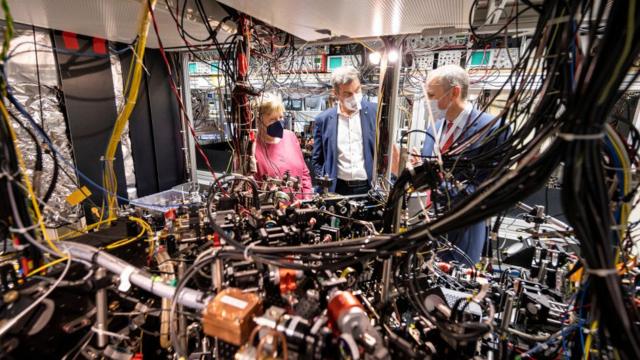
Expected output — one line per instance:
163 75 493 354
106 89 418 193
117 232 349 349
252 92 285 119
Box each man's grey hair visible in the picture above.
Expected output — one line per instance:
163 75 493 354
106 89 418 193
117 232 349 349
427 64 470 100
331 65 360 93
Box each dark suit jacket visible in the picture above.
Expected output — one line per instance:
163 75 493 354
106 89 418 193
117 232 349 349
421 107 508 263
311 101 377 192
421 107 499 160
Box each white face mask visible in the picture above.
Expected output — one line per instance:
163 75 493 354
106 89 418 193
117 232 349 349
425 89 452 121
342 92 362 112
355 92 363 104
427 99 447 121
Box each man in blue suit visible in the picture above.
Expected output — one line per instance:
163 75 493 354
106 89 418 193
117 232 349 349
312 66 377 195
419 65 507 264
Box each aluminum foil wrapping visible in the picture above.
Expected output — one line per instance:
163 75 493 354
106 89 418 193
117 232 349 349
5 29 82 226
110 53 138 199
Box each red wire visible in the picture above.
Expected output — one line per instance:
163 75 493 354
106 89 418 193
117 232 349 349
163 0 245 176
470 44 493 84
147 1 228 195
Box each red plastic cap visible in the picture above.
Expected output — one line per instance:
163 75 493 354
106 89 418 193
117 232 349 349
164 208 176 220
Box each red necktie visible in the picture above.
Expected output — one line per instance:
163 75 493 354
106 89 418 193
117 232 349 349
441 122 454 153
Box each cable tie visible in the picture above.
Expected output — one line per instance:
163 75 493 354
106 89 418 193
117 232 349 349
91 326 130 340
11 242 29 251
557 132 604 141
118 266 135 292
9 223 40 234
243 241 259 262
0 171 15 181
129 45 151 76
585 267 618 277
90 249 103 266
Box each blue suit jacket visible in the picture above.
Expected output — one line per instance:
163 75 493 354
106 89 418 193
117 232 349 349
421 107 507 263
311 101 377 192
421 107 500 160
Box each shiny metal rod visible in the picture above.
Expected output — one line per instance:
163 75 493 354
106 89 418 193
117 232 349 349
95 267 108 348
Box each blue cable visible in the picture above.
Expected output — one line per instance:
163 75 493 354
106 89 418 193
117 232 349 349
519 322 585 358
7 87 205 209
578 281 589 353
3 50 215 210
3 81 131 203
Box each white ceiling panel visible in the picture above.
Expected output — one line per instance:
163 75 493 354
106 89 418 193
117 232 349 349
0 0 473 47
218 0 473 41
1 0 233 48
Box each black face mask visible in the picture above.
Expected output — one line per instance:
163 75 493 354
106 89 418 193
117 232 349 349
266 120 284 138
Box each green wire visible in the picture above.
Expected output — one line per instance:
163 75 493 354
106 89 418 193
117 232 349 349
1 0 13 60
1 0 14 96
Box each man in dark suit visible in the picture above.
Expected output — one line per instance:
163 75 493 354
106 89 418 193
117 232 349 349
312 66 377 195
420 65 508 264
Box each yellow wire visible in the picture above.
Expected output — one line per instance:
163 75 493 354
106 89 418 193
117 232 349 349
0 100 61 255
96 10 138 230
130 216 154 257
606 125 631 263
26 256 69 277
104 228 146 250
96 202 106 230
583 320 598 360
104 0 157 220
56 217 117 240
104 216 153 252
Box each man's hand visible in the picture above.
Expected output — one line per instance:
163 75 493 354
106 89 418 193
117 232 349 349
390 143 400 176
391 145 423 176
409 146 422 166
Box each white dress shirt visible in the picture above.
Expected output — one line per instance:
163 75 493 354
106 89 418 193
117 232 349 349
336 103 368 181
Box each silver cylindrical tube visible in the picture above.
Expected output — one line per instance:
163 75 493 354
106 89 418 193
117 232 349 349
500 292 515 334
60 241 209 310
95 267 108 348
381 258 393 304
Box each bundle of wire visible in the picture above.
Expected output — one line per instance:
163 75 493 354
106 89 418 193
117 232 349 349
162 0 378 174
2 0 640 358
102 0 158 221
196 1 640 358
